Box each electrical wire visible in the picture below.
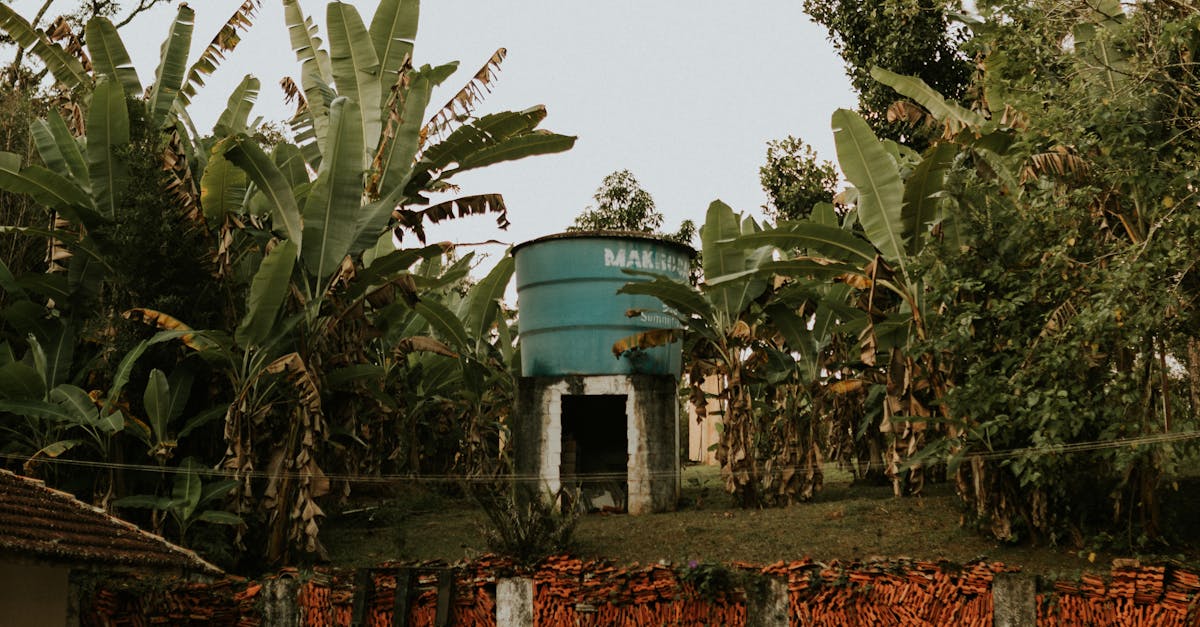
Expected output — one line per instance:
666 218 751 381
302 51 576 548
2 429 1198 484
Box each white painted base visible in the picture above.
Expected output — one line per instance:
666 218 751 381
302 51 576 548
534 375 672 515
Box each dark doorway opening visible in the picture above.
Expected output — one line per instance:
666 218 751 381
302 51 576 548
561 395 627 512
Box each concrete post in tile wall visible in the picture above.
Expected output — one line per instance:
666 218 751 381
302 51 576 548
263 574 300 627
496 577 534 627
746 576 789 627
992 572 1036 627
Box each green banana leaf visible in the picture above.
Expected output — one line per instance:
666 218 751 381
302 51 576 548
344 242 449 302
213 75 261 136
236 240 298 348
199 151 248 224
407 106 548 192
0 152 93 217
737 221 876 265
813 284 857 345
85 17 141 97
147 5 195 127
283 0 334 156
414 299 470 351
173 459 205 522
454 131 576 172
49 384 102 426
700 200 765 326
39 323 74 389
327 2 382 159
273 143 310 188
30 109 89 186
369 0 419 110
832 109 906 275
302 97 365 282
811 202 838 227
0 5 88 90
0 398 77 422
765 303 818 367
870 67 987 132
143 369 171 443
617 273 715 322
459 255 513 353
86 78 131 220
0 362 45 401
901 142 957 256
374 62 454 195
221 136 303 248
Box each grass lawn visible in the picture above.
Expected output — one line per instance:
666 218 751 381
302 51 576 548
319 464 1199 580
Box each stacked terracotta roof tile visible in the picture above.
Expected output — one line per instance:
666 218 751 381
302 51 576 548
75 554 1200 625
1039 563 1200 626
532 556 745 625
0 469 220 574
83 577 261 626
775 558 1010 626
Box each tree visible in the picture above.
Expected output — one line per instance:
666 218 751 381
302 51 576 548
570 169 659 232
569 169 694 245
759 136 839 222
803 0 972 149
911 0 1200 545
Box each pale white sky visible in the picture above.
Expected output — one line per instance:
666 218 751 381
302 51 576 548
14 0 855 257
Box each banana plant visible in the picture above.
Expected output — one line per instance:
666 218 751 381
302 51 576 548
0 317 193 503
405 254 518 475
188 0 572 562
726 67 1015 495
611 200 842 506
115 458 241 546
125 366 225 465
251 0 576 251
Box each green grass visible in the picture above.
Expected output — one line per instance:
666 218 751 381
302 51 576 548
319 465 1198 577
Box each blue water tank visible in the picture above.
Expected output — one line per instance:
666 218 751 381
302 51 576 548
513 231 694 377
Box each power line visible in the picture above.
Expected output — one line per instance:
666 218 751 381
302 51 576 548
3 429 1197 485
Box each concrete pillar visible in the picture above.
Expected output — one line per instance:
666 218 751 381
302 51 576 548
746 577 789 627
263 574 300 627
992 572 1036 627
515 374 678 514
496 577 534 627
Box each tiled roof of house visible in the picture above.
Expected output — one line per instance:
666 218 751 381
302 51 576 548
0 469 221 574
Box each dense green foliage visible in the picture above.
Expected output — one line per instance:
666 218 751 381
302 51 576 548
804 0 972 149
914 0 1200 544
0 0 571 569
758 136 838 222
569 169 695 245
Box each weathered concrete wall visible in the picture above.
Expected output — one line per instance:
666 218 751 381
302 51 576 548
630 374 678 513
0 560 69 627
496 578 533 627
513 374 678 514
992 572 1036 627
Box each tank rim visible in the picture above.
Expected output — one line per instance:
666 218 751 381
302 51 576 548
512 230 696 257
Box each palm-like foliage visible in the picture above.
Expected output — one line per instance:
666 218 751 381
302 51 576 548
617 201 844 506
0 0 572 565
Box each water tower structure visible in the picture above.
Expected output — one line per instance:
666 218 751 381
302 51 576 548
512 231 693 514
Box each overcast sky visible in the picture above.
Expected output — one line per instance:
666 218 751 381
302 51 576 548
15 0 856 258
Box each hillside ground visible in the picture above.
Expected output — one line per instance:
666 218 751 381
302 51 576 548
320 464 1200 579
